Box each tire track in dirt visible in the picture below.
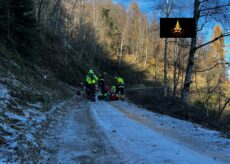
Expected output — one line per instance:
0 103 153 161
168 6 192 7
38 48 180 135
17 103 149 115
42 97 121 163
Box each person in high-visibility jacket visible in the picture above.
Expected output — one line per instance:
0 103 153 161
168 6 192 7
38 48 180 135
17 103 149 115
85 69 98 101
115 76 125 100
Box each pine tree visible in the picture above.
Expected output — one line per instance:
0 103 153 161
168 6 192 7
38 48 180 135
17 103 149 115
0 0 10 44
211 25 225 61
10 0 38 55
0 0 37 55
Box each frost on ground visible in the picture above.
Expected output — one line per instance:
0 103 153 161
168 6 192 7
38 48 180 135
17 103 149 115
0 84 11 109
91 101 230 164
40 97 230 164
2 89 230 163
41 97 121 163
0 60 74 162
0 82 70 163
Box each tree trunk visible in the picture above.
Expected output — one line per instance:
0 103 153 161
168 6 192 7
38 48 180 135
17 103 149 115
144 47 148 68
204 78 210 118
163 0 171 97
37 0 45 23
155 54 158 82
119 37 123 65
173 39 178 96
181 0 200 102
93 1 97 29
54 0 61 36
180 53 185 95
164 37 168 97
154 44 159 82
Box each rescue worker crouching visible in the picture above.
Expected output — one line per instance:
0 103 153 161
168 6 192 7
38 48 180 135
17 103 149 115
85 69 98 101
110 85 119 101
115 76 125 100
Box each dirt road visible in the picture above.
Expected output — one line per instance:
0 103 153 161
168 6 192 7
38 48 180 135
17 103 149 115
42 98 121 163
41 97 230 163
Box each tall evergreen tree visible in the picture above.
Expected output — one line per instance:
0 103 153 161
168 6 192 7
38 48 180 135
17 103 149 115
0 0 37 55
0 0 10 44
10 0 38 55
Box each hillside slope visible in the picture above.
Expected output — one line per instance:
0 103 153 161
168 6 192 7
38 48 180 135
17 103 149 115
0 45 76 161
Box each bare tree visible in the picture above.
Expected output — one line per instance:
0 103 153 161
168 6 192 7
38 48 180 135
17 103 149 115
181 0 230 102
154 0 177 96
119 11 129 65
35 0 47 23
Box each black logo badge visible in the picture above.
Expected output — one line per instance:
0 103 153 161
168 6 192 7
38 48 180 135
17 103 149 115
160 18 196 38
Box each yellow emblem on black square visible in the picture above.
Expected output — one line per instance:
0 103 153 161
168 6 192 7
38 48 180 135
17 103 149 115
160 18 196 38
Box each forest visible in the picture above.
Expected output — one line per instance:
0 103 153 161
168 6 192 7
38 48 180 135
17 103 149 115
1 0 230 162
0 0 230 134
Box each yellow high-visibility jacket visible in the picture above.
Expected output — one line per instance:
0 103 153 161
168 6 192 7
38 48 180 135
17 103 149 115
116 77 124 85
86 74 98 84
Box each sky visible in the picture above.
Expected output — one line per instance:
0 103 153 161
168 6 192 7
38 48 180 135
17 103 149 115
112 0 230 77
